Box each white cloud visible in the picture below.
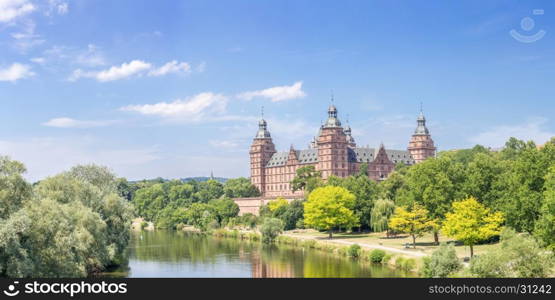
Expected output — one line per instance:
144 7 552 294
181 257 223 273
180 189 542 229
69 60 197 82
238 81 306 102
0 0 35 23
30 57 45 64
469 117 555 148
75 44 106 67
10 19 44 52
45 0 68 16
148 60 190 76
0 63 34 82
42 117 118 128
95 60 152 82
120 92 229 122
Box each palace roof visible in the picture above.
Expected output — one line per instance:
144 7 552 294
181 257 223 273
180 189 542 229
265 147 414 167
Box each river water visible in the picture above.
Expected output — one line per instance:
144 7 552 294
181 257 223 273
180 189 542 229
107 230 412 278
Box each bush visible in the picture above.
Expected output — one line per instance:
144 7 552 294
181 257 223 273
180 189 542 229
402 258 416 271
382 254 393 265
347 244 362 259
260 217 284 243
395 257 406 268
369 249 386 263
422 243 462 278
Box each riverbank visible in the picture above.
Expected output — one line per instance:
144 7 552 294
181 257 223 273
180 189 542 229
182 226 423 274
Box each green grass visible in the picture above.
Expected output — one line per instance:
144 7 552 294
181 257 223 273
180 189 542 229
287 230 500 259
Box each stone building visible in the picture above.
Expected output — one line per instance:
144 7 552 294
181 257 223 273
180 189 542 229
248 104 436 199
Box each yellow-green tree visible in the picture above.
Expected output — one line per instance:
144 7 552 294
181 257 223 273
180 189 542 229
442 197 504 257
267 197 289 213
303 186 358 238
388 203 436 248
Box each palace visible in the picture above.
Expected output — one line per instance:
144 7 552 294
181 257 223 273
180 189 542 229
249 104 436 199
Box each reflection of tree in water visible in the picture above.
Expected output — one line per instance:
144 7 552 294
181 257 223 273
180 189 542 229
132 231 257 264
129 231 413 278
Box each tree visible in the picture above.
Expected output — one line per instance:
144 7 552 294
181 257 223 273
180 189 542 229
442 197 504 257
534 166 555 250
396 154 465 244
267 197 289 212
327 175 379 230
303 186 359 238
0 156 32 219
223 177 260 198
470 228 554 278
422 243 462 278
0 160 133 277
370 199 395 236
185 203 214 231
260 217 283 243
388 203 436 248
291 165 323 193
209 197 240 226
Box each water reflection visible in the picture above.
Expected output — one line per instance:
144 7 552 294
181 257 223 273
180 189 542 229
109 231 411 278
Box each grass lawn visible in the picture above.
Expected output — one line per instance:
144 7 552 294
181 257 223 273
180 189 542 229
287 229 500 259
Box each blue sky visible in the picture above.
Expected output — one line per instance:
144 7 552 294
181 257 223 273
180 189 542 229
1 0 554 181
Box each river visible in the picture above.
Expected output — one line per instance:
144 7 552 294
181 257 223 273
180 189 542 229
106 230 413 278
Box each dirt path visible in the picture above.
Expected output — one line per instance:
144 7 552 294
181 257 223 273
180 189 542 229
282 233 428 258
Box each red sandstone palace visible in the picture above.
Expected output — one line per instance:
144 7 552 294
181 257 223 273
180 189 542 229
249 104 436 198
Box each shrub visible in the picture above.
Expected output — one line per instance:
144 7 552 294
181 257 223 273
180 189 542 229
347 244 362 259
395 256 406 268
470 228 554 278
402 258 416 271
382 254 393 265
369 249 386 263
422 243 462 278
260 217 284 243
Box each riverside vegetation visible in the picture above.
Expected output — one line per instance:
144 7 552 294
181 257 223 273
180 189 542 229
131 137 555 277
2 137 554 277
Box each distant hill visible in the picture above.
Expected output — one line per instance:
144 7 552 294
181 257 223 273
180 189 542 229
129 176 229 184
180 177 228 183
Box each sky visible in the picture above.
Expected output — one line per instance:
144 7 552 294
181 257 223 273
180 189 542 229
1 0 554 182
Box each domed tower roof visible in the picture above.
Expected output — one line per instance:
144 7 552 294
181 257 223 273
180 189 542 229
323 104 342 128
255 118 271 139
414 111 429 135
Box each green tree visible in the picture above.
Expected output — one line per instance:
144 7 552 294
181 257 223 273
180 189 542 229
185 203 214 231
396 154 465 244
534 166 555 250
370 198 395 236
209 197 240 226
223 177 260 198
303 186 359 238
0 156 32 219
328 175 379 230
388 203 436 248
442 197 504 257
291 165 323 193
422 243 462 278
260 217 283 243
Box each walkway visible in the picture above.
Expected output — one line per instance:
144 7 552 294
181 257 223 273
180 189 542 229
282 233 428 258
